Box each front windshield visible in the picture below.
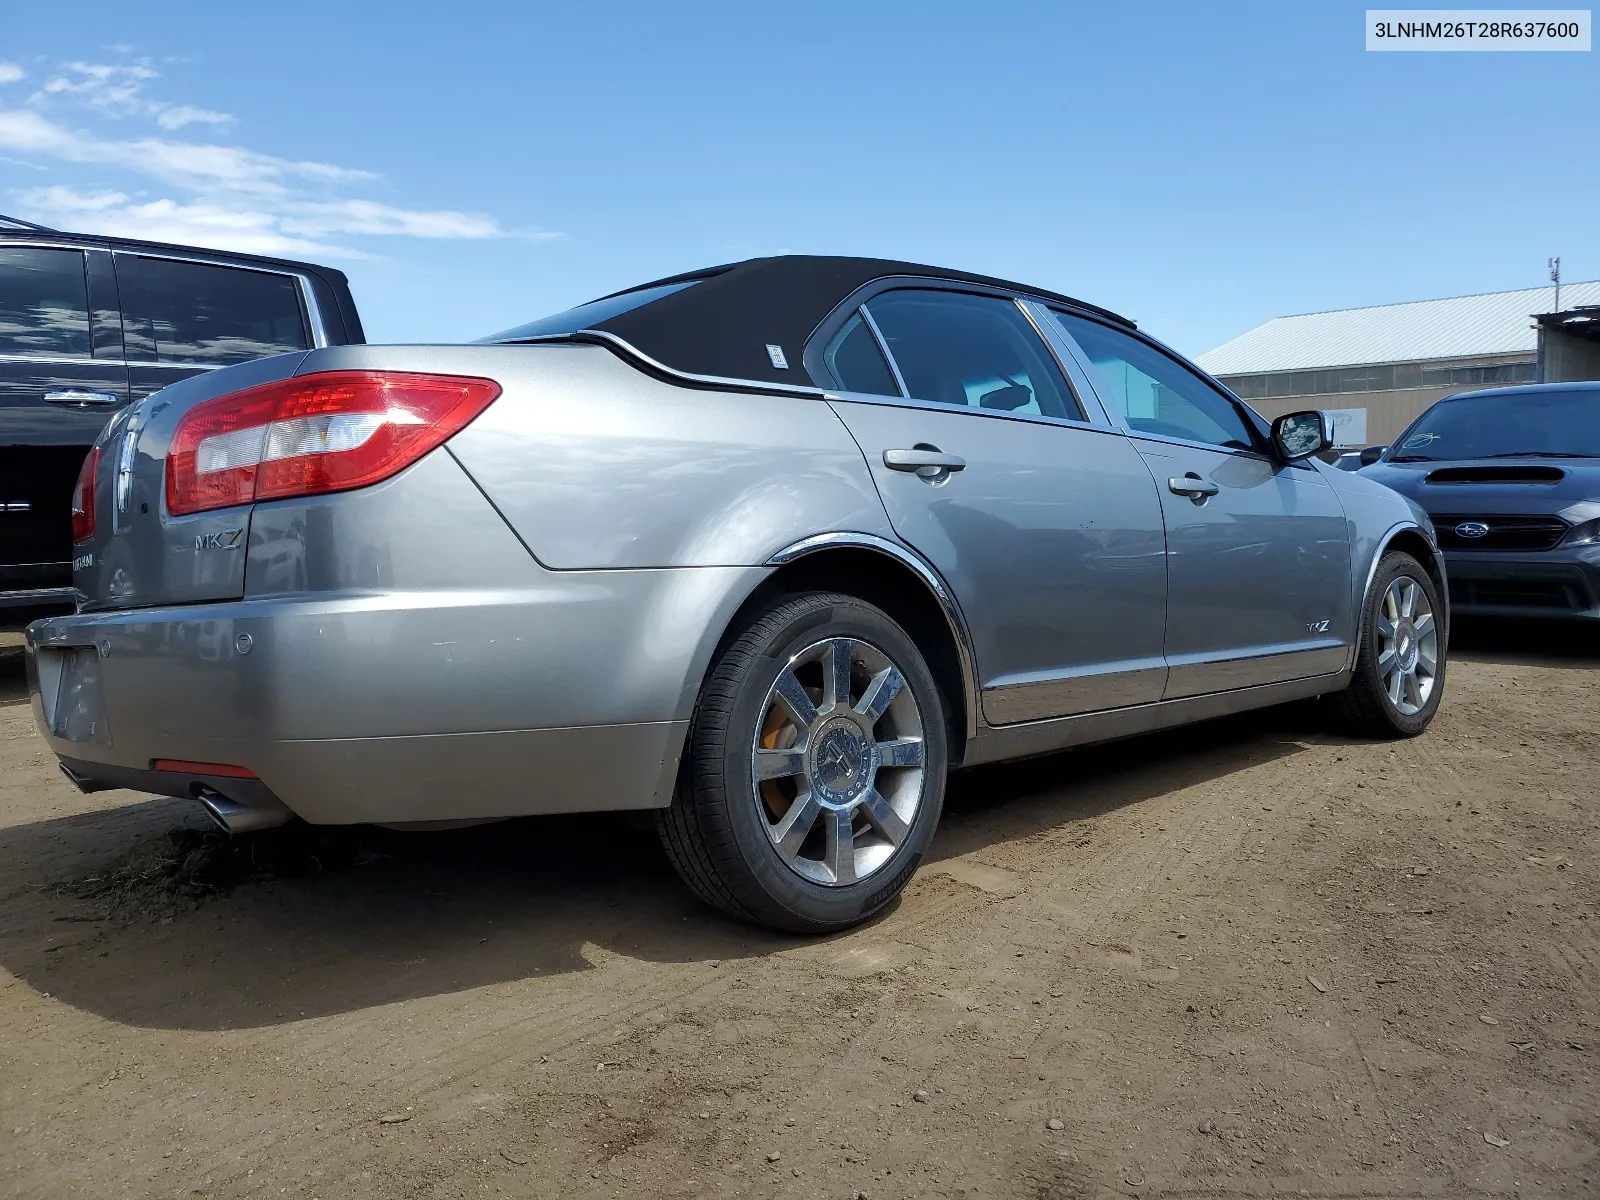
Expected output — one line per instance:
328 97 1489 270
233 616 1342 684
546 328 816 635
1389 389 1600 461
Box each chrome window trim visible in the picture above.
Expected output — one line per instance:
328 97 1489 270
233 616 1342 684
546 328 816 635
765 531 981 742
822 387 1137 438
804 277 1111 432
1015 299 1114 427
855 304 910 398
1123 428 1275 462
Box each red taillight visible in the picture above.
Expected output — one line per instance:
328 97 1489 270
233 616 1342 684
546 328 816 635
70 447 98 543
164 371 501 516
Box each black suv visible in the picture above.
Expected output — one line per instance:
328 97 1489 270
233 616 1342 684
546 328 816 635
0 218 364 624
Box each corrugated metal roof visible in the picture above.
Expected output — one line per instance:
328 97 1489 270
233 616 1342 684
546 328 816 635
1197 280 1600 376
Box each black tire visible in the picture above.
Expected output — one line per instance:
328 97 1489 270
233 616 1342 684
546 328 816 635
1330 551 1446 738
657 591 948 933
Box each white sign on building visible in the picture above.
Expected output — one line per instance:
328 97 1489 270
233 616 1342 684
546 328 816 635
1324 407 1368 447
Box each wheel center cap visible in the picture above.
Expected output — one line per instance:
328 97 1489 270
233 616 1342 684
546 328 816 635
812 721 866 798
1395 619 1418 671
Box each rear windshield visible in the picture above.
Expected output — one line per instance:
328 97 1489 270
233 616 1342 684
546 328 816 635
1390 389 1600 461
479 279 699 343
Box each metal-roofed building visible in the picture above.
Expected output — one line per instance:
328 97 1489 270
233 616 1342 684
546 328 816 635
1197 280 1600 447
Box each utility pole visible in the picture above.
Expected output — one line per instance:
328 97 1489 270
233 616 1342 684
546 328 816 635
1549 256 1562 312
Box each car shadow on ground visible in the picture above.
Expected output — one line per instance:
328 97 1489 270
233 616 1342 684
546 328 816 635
2 708 1321 1033
0 616 1580 1032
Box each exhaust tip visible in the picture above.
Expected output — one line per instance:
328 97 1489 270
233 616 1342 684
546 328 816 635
193 786 291 836
58 763 110 794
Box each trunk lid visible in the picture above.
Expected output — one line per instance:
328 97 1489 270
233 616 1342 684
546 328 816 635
76 351 312 612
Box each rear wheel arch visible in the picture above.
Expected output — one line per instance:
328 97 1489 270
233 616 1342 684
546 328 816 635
719 539 975 764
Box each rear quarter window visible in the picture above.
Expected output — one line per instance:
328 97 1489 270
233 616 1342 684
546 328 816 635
119 255 309 365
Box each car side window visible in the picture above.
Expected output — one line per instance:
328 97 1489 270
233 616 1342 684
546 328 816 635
0 247 91 358
822 310 901 396
1052 310 1258 452
859 289 1084 420
119 256 309 365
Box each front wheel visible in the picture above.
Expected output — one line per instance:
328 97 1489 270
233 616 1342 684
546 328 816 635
1331 551 1446 738
657 591 948 933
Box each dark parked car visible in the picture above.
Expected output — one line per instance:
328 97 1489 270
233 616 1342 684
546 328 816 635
1361 382 1600 618
0 217 363 625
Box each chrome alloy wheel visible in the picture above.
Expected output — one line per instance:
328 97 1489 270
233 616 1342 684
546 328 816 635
1376 574 1439 716
751 637 927 887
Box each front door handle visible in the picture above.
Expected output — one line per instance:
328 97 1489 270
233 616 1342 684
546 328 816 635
884 448 967 474
1168 474 1220 499
43 390 121 407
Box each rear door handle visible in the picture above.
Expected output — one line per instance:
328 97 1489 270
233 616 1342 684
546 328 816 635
43 390 121 407
884 449 967 473
1168 475 1219 498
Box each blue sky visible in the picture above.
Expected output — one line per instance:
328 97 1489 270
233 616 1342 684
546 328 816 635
2 2 1595 357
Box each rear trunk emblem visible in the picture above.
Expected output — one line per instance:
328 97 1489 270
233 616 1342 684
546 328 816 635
195 528 244 551
1454 521 1490 538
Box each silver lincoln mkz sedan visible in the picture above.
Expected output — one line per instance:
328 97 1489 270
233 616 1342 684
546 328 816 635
27 256 1447 931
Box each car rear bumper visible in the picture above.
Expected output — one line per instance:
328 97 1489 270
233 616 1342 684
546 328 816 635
25 567 763 824
1443 546 1600 619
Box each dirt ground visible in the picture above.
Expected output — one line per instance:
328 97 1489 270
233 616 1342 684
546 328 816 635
1 622 1596 1200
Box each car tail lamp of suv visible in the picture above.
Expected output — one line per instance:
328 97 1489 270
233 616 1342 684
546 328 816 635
165 371 501 516
71 447 99 544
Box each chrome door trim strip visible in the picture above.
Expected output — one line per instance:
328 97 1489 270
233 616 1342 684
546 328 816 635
0 353 229 372
982 658 1170 724
126 359 225 371
0 352 104 366
765 530 981 742
963 670 1350 768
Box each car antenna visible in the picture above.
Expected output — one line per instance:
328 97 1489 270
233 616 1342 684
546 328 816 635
0 213 58 233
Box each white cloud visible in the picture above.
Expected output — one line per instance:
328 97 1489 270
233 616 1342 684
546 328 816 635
283 199 509 241
2 56 535 260
14 183 530 260
0 108 376 195
0 63 24 86
32 60 233 130
16 185 356 257
155 104 231 130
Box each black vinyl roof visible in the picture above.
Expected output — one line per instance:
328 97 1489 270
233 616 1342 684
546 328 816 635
572 255 1134 388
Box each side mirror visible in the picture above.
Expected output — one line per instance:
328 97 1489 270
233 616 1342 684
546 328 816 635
1271 410 1331 462
1359 444 1388 466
